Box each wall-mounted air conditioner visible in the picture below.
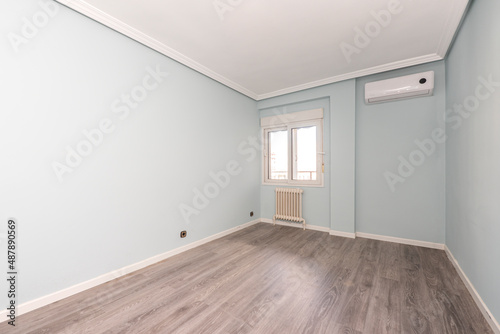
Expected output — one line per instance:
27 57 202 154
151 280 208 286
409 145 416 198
365 71 434 104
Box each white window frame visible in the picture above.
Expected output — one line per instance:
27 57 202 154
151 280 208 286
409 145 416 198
261 109 324 187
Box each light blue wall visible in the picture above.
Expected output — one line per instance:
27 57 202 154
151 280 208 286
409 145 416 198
446 0 500 323
259 62 446 242
258 80 356 233
356 61 446 243
259 98 331 228
0 0 259 305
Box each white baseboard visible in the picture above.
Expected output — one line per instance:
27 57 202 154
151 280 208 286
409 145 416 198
260 219 497 331
0 219 261 322
5 218 496 334
260 218 330 233
355 232 445 250
444 246 500 334
261 218 442 245
329 230 356 238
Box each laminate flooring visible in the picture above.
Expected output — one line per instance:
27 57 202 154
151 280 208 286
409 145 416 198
0 223 494 333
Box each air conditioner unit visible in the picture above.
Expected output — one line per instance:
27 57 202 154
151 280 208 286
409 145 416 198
365 71 434 104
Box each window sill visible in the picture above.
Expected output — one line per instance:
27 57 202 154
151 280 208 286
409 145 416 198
262 181 324 188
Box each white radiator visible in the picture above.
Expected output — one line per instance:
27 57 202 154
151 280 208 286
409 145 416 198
273 188 306 230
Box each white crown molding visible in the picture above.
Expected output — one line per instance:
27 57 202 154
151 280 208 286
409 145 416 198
0 219 261 323
55 0 259 100
56 1 450 101
257 53 443 100
445 246 500 334
435 0 471 58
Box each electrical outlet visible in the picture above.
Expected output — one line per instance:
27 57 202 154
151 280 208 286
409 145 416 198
180 231 187 238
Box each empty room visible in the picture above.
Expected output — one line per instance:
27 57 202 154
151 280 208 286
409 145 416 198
2 0 499 333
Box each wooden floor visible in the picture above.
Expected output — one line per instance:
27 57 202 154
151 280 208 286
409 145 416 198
1 223 494 333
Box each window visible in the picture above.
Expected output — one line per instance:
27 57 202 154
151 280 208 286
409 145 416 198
262 109 323 186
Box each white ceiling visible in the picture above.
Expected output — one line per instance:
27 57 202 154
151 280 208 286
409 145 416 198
56 0 469 100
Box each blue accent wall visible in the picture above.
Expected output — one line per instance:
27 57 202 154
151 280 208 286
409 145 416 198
258 80 356 234
356 61 446 243
259 98 331 228
0 0 259 305
446 0 500 323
